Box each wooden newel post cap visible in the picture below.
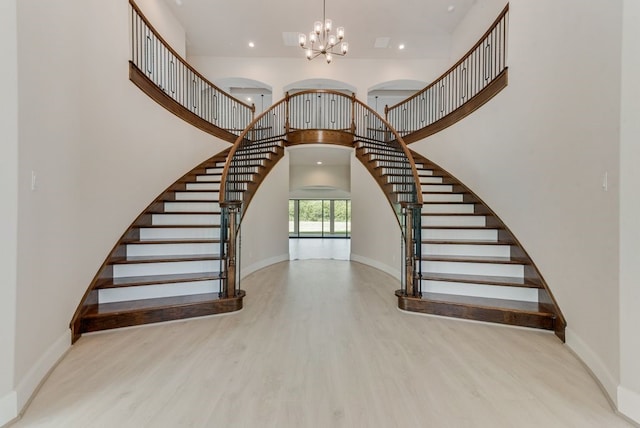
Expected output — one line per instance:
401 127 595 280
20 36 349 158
220 200 242 210
400 202 423 210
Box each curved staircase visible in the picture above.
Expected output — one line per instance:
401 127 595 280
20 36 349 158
397 150 566 341
71 140 286 342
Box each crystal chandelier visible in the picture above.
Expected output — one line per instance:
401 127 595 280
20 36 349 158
298 0 348 63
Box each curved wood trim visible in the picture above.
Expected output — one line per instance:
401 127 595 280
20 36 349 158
129 62 238 144
129 0 254 112
387 3 509 111
70 148 231 343
409 150 566 341
287 129 354 147
402 69 508 144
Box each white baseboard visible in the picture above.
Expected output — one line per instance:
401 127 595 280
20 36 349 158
618 385 640 424
16 329 70 412
565 327 618 406
0 391 17 427
349 253 401 280
241 254 289 279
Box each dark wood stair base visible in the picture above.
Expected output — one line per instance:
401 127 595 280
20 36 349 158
76 291 245 339
395 290 556 331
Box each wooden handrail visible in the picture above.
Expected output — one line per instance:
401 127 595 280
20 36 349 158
385 4 509 140
220 91 423 206
351 97 424 206
129 0 254 112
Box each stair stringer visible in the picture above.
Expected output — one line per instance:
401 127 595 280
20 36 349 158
409 149 566 341
70 148 242 343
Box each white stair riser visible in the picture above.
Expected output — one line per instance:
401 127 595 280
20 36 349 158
186 182 220 191
423 193 463 202
423 229 497 241
152 214 220 226
98 280 221 304
418 170 434 176
175 192 219 201
422 204 475 214
422 216 486 227
126 243 219 257
422 244 511 258
195 174 221 182
420 177 443 184
422 184 453 192
205 168 224 174
218 161 264 168
139 228 220 240
114 260 218 277
164 202 219 213
421 261 524 277
420 281 538 302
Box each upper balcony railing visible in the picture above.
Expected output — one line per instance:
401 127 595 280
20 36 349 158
386 4 509 142
129 0 254 139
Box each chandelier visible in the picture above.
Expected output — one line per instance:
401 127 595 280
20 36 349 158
298 0 348 63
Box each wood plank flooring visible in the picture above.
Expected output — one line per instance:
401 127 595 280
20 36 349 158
11 260 631 427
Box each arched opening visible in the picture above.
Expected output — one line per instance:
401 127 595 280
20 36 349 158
367 79 427 117
284 78 357 96
213 77 273 114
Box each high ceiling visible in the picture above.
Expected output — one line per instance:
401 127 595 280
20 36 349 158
161 0 477 59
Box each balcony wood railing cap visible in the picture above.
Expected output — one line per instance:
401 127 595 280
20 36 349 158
129 0 255 113
386 3 509 112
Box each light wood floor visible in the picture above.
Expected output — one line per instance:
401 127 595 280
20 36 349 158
12 260 632 427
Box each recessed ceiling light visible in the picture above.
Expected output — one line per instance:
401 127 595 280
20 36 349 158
447 5 455 12
247 97 252 102
398 44 405 50
248 41 255 48
317 161 323 165
175 0 183 5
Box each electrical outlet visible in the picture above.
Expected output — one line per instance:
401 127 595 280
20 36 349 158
602 172 608 192
31 170 37 191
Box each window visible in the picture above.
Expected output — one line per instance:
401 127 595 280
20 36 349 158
289 199 351 238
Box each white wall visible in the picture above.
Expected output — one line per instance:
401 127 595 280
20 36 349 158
135 0 186 57
412 0 623 403
290 165 350 192
240 153 290 276
0 0 19 424
618 0 640 421
13 0 224 418
188 56 450 103
350 153 401 279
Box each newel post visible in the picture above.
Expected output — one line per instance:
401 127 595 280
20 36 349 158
401 202 422 297
220 200 242 298
350 93 356 133
285 92 291 134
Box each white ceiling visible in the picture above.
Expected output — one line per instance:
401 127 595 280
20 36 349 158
162 0 477 59
288 145 352 166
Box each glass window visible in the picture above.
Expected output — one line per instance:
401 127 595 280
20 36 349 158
289 199 351 238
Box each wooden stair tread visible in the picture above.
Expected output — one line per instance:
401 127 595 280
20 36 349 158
422 213 484 217
122 238 220 245
421 201 474 204
87 294 222 316
134 225 221 229
421 255 529 264
96 271 223 289
422 225 501 230
422 239 514 245
417 292 552 315
150 211 221 215
111 254 222 264
421 272 542 288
